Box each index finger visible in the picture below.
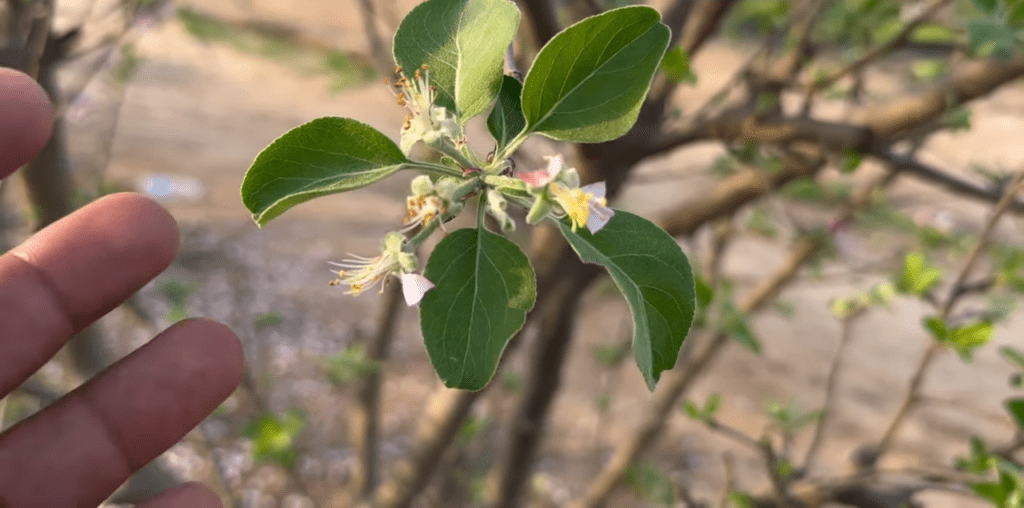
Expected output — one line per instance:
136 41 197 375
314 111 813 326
0 68 53 178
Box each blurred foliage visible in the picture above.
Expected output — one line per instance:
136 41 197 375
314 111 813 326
661 46 697 85
253 311 284 329
681 393 722 423
176 7 375 92
157 278 197 322
244 409 306 468
325 345 381 385
623 461 676 507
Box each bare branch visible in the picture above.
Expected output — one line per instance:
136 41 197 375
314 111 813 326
802 310 865 475
872 149 1024 214
569 172 892 508
352 282 405 499
873 170 1024 463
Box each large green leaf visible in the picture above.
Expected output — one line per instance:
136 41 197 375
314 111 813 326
241 117 407 226
556 211 695 390
393 0 520 122
487 75 526 151
420 228 536 390
520 6 670 142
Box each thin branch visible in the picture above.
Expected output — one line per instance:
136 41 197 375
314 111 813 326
22 0 54 78
873 170 1024 463
569 172 893 508
872 148 1024 214
352 281 405 499
803 0 954 96
802 310 865 475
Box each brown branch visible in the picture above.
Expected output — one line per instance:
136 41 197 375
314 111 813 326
659 145 826 237
486 263 601 508
352 282 405 499
873 170 1024 463
680 0 739 56
369 387 480 508
357 0 393 76
570 172 891 508
872 149 1024 214
650 41 1024 160
802 310 865 475
519 0 560 45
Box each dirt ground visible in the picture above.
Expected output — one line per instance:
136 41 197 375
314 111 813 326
17 0 1024 506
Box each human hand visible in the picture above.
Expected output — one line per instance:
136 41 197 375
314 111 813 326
0 68 243 507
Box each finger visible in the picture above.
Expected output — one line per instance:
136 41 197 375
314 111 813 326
0 319 243 507
0 68 53 178
0 193 179 397
135 482 223 508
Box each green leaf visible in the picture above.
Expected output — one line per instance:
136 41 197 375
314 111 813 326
839 148 864 173
661 46 697 84
968 18 1017 60
923 316 949 342
1001 346 1024 371
1006 398 1024 429
392 0 520 122
520 6 670 142
895 251 941 296
420 228 536 390
972 482 1009 506
705 393 722 418
1010 1 1024 29
910 59 949 81
911 23 960 44
486 75 526 151
325 345 382 385
244 410 306 468
720 302 761 354
555 211 695 390
973 0 999 14
694 273 714 308
949 321 993 361
241 117 408 226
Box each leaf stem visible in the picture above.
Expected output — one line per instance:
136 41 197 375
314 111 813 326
402 161 463 177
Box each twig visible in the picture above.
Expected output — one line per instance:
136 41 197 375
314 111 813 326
705 417 790 506
719 452 736 508
802 310 865 475
873 170 1024 462
873 149 1024 214
22 0 54 79
352 281 405 499
803 0 953 96
568 172 893 508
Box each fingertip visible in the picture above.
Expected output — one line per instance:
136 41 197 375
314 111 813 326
176 318 245 393
0 68 54 178
93 192 182 259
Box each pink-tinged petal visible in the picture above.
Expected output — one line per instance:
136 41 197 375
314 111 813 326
400 273 435 306
517 169 552 187
517 155 564 188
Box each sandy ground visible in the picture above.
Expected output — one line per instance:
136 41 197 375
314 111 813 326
13 0 1024 506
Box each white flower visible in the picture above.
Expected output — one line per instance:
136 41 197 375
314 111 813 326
391 65 462 155
517 155 614 233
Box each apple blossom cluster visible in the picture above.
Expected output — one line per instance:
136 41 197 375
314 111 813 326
327 71 614 305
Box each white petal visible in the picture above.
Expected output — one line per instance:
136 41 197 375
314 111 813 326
580 181 606 199
586 201 615 234
400 273 435 306
546 154 563 175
